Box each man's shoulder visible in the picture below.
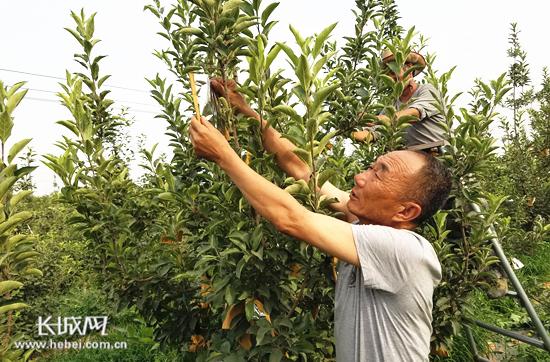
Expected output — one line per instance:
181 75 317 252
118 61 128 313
350 224 442 290
416 82 439 96
352 223 422 239
402 229 442 275
357 225 439 262
352 224 428 253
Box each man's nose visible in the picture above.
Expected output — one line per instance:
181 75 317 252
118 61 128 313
354 171 367 187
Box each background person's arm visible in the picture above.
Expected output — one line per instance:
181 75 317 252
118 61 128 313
352 108 420 141
391 107 420 123
189 116 360 265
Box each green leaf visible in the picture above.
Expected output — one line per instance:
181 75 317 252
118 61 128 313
224 285 235 305
289 25 305 49
277 42 298 66
187 184 199 200
234 19 258 33
85 13 96 38
0 281 23 295
295 179 310 193
312 51 335 78
256 34 265 71
317 169 338 188
6 81 25 97
14 166 37 179
261 3 279 25
97 74 111 88
91 62 99 80
311 83 339 115
6 89 28 115
9 190 33 208
317 130 338 154
228 230 248 251
284 183 302 195
0 164 16 178
0 111 14 143
56 120 80 136
297 54 311 89
379 74 395 88
480 82 492 98
265 44 281 70
236 258 247 278
222 0 243 13
269 349 283 362
292 148 312 166
7 138 32 164
14 251 40 262
306 117 318 138
272 105 300 123
0 176 17 200
178 27 202 36
256 325 271 345
158 192 175 201
65 27 83 46
6 234 31 250
245 299 255 321
312 22 337 58
0 211 33 235
23 268 43 277
436 296 449 308
0 302 28 314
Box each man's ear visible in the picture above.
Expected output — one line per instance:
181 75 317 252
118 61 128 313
393 201 422 223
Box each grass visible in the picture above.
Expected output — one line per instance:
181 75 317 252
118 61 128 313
439 240 550 361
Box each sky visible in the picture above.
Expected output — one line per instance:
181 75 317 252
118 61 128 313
0 0 548 195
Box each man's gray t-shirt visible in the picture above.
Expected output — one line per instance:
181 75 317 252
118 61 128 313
334 224 442 361
395 83 446 149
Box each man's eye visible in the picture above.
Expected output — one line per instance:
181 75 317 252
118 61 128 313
367 165 382 179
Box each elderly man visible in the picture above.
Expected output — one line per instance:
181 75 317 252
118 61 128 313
353 50 446 152
190 77 451 360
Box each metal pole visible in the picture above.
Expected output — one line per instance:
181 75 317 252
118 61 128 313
468 318 546 350
471 203 550 352
464 324 491 362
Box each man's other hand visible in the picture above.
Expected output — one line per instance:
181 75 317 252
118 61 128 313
210 78 257 119
189 116 233 163
352 129 374 143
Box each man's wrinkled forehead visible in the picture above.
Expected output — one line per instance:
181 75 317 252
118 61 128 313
376 151 424 175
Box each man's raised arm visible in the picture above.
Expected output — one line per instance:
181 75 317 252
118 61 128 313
189 116 359 265
210 79 309 180
210 79 357 222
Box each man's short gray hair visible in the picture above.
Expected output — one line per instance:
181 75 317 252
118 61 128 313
408 151 452 224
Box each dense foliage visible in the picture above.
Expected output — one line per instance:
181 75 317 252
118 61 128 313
0 81 42 362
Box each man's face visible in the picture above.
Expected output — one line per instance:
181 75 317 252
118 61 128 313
385 61 414 83
347 151 425 226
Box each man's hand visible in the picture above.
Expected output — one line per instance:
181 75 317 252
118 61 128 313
352 112 391 142
189 116 233 163
210 78 258 119
352 129 374 143
377 114 391 126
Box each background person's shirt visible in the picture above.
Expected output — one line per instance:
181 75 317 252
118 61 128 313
397 83 447 149
334 224 442 361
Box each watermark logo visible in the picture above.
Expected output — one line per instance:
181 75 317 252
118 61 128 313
15 316 126 350
37 316 108 336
